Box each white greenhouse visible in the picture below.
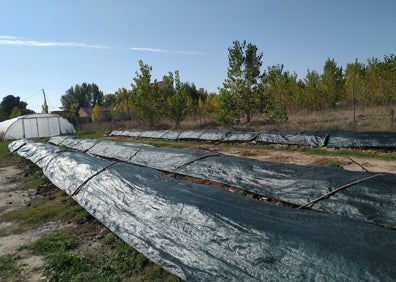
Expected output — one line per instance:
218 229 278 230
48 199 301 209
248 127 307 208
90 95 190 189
0 113 75 140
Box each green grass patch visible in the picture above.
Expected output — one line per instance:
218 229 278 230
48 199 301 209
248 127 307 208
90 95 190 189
28 231 78 255
0 140 20 167
0 254 21 281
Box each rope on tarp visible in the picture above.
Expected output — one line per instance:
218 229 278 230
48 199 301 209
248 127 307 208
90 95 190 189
173 153 220 172
9 140 27 154
347 156 369 172
297 173 383 209
71 160 120 196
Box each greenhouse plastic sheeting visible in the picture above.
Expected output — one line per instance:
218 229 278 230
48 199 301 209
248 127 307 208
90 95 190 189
9 140 396 281
257 130 328 147
48 137 396 228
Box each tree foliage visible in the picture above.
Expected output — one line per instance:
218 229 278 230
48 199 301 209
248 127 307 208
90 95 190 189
60 83 104 122
162 71 193 129
261 64 289 125
0 95 30 121
130 60 163 127
220 40 263 124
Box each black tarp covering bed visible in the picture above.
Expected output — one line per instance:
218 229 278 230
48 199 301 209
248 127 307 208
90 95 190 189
109 129 396 148
9 139 396 281
49 136 396 228
256 130 328 147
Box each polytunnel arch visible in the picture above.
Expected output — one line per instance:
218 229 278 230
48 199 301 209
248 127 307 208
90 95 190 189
0 113 75 140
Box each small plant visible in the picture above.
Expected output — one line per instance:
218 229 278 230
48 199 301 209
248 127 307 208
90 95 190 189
327 161 342 168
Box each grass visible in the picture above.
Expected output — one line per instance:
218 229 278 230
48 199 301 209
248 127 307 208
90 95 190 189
0 140 20 167
24 230 180 282
0 255 21 281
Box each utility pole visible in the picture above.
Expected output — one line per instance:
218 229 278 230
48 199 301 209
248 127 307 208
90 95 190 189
42 89 49 114
352 82 356 130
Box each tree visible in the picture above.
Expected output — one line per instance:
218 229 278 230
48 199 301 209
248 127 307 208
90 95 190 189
321 58 344 108
0 95 29 121
60 83 104 121
215 88 241 128
162 71 193 129
260 64 288 125
220 40 263 123
130 60 163 128
302 69 324 110
344 59 367 106
92 104 102 121
365 55 396 107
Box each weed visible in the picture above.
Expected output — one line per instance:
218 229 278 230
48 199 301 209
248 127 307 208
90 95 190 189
327 161 342 168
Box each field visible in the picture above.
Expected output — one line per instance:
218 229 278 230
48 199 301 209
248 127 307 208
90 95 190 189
1 106 395 280
77 105 396 132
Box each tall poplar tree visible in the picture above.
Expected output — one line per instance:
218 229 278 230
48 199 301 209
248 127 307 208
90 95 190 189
220 40 263 123
130 60 162 127
321 58 344 108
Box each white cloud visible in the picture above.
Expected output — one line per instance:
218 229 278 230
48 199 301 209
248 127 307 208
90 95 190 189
0 35 106 49
131 47 204 55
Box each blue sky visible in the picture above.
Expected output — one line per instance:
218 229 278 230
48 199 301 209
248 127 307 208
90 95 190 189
1 0 395 113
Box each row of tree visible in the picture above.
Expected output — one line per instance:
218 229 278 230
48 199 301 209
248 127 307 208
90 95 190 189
58 40 395 128
216 41 396 127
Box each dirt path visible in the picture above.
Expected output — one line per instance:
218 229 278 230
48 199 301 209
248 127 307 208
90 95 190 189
0 164 47 281
0 165 34 217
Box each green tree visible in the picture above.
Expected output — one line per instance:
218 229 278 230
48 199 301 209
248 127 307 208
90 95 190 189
9 107 22 118
220 40 263 123
302 69 324 110
0 95 29 121
92 104 102 121
60 83 104 121
162 71 193 129
260 64 288 125
130 60 162 128
365 55 396 107
215 88 241 128
321 58 344 108
345 59 367 105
